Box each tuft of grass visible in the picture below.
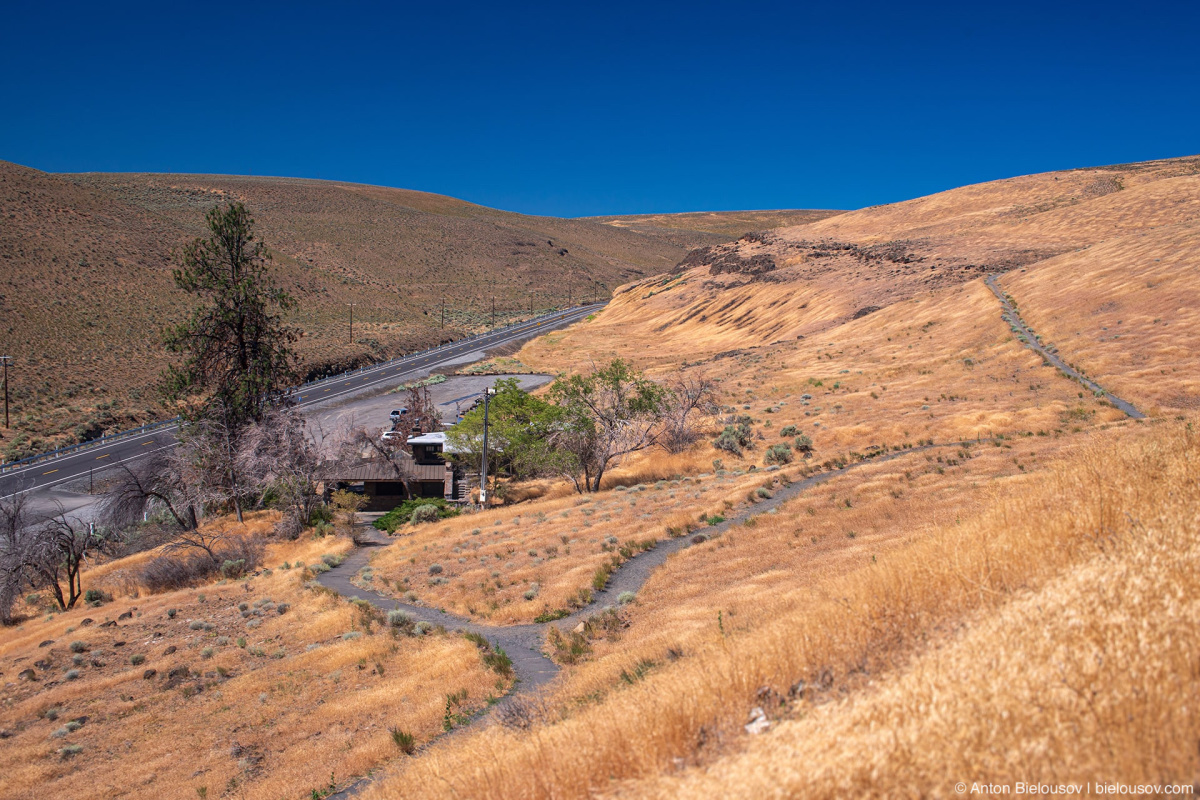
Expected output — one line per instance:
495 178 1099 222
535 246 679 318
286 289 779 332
390 728 416 754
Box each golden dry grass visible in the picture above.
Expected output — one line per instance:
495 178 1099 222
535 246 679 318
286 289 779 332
0 515 506 800
998 223 1200 415
360 419 1197 799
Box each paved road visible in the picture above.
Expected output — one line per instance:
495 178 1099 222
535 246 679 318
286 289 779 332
0 304 601 502
985 276 1144 419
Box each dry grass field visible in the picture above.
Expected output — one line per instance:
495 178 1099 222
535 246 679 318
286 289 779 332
0 514 509 800
360 419 1195 799
5 155 1198 798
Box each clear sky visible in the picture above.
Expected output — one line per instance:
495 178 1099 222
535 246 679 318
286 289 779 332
2 0 1197 217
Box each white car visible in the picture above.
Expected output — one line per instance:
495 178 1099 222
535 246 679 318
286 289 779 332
381 429 402 442
389 408 408 422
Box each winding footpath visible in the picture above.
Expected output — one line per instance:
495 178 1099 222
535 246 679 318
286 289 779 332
312 442 981 796
985 274 1144 419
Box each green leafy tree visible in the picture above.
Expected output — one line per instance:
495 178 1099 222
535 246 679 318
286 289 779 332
162 202 298 426
549 360 667 492
446 378 574 488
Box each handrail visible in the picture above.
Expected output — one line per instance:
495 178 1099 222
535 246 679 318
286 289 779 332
0 303 601 474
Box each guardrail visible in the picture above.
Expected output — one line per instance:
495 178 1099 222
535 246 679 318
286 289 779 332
0 304 601 475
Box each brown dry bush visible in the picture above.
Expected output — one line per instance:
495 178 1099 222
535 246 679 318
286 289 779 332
138 536 264 593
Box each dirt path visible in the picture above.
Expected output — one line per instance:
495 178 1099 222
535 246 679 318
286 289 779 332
985 274 1144 419
314 442 976 795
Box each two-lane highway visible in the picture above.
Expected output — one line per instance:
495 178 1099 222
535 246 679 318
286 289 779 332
0 304 602 501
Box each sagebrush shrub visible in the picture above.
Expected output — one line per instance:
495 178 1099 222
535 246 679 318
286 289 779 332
765 443 794 465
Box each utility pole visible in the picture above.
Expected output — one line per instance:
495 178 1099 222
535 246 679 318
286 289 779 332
0 356 9 430
479 385 495 506
346 303 356 344
529 292 533 316
491 296 495 329
441 297 445 329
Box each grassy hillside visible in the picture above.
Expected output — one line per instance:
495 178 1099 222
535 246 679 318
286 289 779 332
5 155 1198 798
0 162 692 459
582 208 844 249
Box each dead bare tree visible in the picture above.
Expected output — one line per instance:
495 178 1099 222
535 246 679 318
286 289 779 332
237 407 321 538
387 384 442 447
0 493 33 624
102 452 200 533
659 371 717 454
1 497 107 620
29 510 97 612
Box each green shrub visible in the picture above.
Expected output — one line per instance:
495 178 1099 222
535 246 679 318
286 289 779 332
411 504 441 524
713 416 754 455
428 563 443 575
779 425 799 437
794 434 814 453
765 443 793 465
65 670 80 681
219 559 247 579
373 499 460 532
187 620 206 630
68 641 87 653
167 608 177 619
83 589 105 604
534 609 569 623
617 591 636 605
387 610 415 634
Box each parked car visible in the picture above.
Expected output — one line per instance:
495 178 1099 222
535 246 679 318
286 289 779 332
390 408 408 422
381 429 402 442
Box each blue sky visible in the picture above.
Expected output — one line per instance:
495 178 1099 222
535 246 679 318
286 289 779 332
2 0 1197 216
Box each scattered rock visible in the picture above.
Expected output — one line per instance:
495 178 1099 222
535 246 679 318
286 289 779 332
17 668 36 682
691 534 708 544
117 611 133 621
788 680 807 700
162 646 177 656
113 641 125 648
572 622 585 635
100 620 117 628
38 640 54 648
142 669 157 680
79 619 94 627
744 706 770 735
0 730 12 739
34 660 50 670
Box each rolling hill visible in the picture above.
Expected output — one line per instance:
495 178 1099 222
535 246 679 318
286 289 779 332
3 155 1199 800
0 162 830 459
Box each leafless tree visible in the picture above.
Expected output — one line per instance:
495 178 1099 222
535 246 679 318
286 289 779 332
343 425 416 498
0 493 33 624
658 371 717 453
102 451 200 533
387 384 441 448
1 496 107 621
28 510 96 612
236 407 321 538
